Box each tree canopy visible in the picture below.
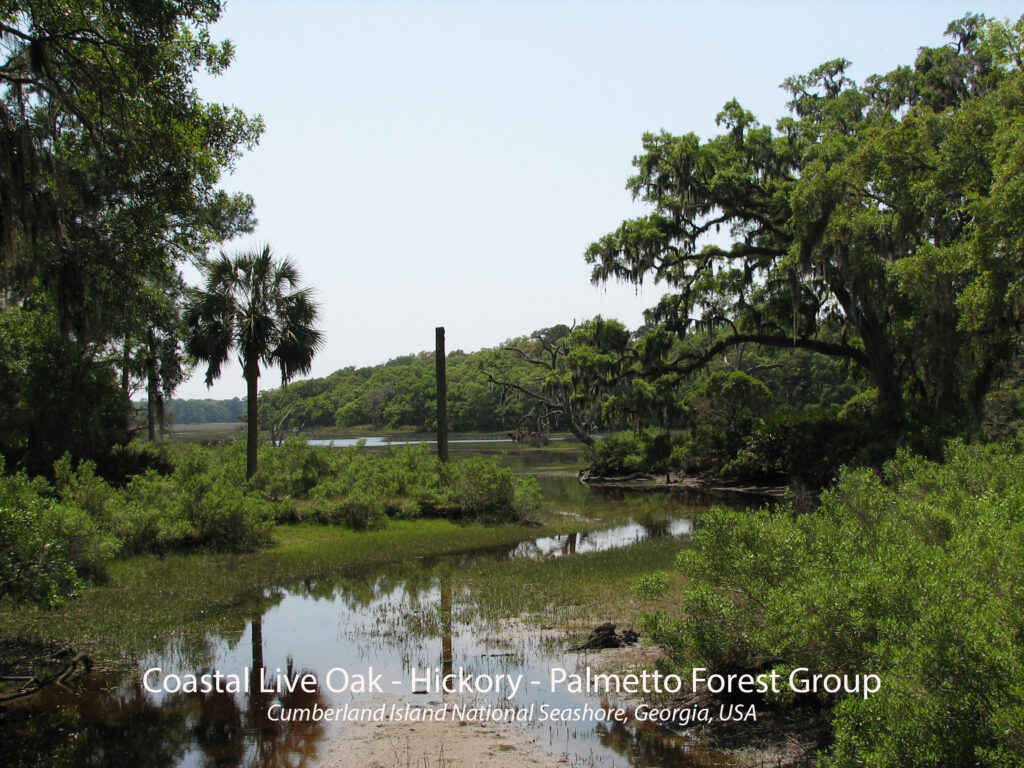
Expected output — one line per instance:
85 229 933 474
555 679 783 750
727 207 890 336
585 14 1024 426
0 1 262 471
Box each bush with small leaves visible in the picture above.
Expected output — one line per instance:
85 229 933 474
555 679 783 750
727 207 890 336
634 441 1024 766
0 461 81 606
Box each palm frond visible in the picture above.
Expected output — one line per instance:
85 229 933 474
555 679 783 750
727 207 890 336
185 243 322 388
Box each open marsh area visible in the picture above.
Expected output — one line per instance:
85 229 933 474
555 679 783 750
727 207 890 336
0 437 729 768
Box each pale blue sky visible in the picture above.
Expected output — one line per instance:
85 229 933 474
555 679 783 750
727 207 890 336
178 1 1022 399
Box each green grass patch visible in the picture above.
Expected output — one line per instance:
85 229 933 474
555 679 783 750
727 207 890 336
409 534 688 643
0 507 636 671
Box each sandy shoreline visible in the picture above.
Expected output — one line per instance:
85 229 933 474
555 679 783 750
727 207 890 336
316 695 561 768
313 639 670 768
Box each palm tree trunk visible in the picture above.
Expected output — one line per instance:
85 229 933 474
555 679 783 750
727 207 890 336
246 359 259 480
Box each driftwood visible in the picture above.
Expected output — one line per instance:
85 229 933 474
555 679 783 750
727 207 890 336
568 623 639 652
0 650 92 704
578 468 789 500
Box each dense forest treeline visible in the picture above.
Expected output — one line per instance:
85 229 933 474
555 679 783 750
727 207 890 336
134 397 247 425
250 316 901 487
257 326 579 434
253 321 863 433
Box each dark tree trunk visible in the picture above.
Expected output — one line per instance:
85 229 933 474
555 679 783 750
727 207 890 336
566 417 596 447
122 341 131 398
245 358 259 480
146 327 159 442
858 318 903 422
122 341 132 434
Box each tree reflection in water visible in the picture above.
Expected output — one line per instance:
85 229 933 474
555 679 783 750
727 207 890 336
193 616 327 768
592 698 717 768
4 675 191 768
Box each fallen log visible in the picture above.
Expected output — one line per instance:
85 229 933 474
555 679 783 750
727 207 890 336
0 650 91 705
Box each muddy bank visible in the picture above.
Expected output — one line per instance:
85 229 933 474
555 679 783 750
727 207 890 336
567 641 822 768
578 469 790 502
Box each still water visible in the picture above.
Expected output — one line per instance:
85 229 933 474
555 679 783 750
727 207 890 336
4 438 732 767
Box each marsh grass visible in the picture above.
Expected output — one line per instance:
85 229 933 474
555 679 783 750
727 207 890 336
381 534 689 644
0 516 606 671
458 534 686 626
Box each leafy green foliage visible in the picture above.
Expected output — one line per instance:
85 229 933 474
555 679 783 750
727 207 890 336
251 438 332 501
1 1 263 471
586 15 1024 429
639 441 1024 766
0 458 80 606
311 494 388 531
583 428 675 476
447 458 539 520
581 344 870 483
0 302 129 474
496 317 639 445
114 471 191 554
680 371 772 468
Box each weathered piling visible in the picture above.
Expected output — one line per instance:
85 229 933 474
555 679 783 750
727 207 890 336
435 327 448 462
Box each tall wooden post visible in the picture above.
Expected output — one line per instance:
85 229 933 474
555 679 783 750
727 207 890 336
435 327 449 462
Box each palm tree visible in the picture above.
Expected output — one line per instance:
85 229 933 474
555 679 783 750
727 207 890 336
185 245 323 479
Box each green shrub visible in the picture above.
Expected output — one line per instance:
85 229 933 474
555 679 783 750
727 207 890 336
584 429 675 475
511 474 543 518
597 431 641 474
115 471 191 553
251 438 332 500
187 479 273 551
52 455 116 521
312 492 387 530
444 458 520 520
637 441 1024 766
40 501 118 583
0 462 81 605
94 442 173 486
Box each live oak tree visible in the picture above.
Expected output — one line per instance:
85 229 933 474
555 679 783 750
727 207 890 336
0 2 261 293
0 1 262 470
185 246 323 479
485 318 636 445
586 14 1024 427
